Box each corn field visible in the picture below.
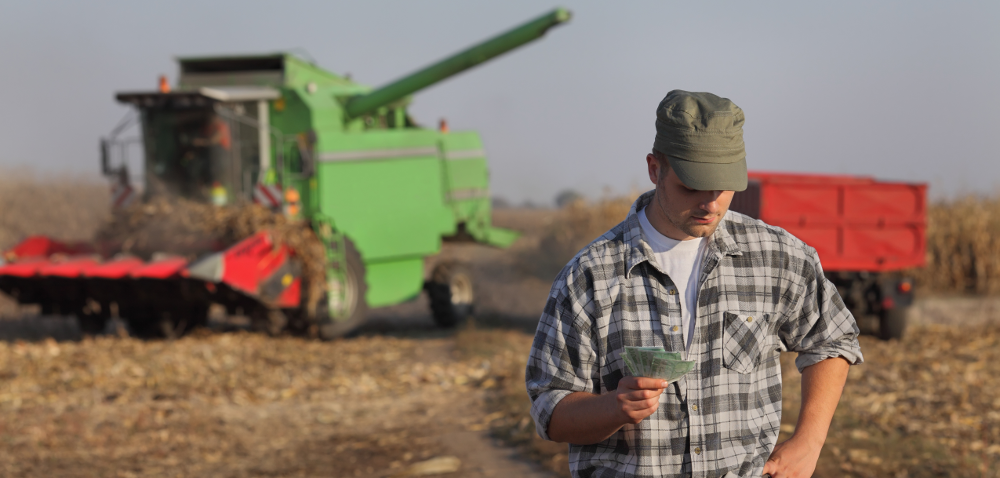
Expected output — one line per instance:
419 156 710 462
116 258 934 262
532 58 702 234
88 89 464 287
0 170 109 252
915 196 1000 295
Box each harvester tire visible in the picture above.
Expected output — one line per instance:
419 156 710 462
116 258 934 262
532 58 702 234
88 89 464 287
426 262 474 328
316 239 368 340
878 306 908 341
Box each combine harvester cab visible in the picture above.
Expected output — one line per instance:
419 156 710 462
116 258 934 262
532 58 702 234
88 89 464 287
0 9 571 339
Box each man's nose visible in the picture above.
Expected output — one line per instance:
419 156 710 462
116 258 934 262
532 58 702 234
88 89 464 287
699 191 723 212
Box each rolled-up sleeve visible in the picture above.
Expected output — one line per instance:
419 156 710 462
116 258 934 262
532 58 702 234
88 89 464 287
525 264 600 441
780 247 864 373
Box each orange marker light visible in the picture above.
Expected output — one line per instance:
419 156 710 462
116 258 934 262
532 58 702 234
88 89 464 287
284 188 300 203
159 75 171 93
898 282 912 293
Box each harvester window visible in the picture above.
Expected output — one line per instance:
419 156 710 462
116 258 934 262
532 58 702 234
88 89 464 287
141 103 264 204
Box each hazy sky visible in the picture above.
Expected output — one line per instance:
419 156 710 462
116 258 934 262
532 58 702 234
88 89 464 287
1 1 997 204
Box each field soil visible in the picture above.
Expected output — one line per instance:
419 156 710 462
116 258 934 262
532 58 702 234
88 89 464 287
2 200 1000 476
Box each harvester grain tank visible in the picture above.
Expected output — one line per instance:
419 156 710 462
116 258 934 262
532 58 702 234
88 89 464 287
0 8 572 338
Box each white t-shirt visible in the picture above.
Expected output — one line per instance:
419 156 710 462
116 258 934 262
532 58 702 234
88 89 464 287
638 207 707 354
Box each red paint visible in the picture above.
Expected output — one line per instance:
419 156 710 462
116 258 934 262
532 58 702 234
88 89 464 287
38 258 100 278
2 231 302 310
275 277 302 308
130 257 189 279
85 257 146 279
3 236 94 261
733 172 927 272
220 232 276 294
0 257 51 278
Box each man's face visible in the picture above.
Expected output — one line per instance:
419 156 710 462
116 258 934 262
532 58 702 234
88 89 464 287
645 154 735 240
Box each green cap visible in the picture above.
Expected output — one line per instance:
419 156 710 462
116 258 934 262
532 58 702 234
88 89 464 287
652 90 748 191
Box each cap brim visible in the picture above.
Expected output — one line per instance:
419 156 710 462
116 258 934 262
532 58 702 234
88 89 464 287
666 156 747 192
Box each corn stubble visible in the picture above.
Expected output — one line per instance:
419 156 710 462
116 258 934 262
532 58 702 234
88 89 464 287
814 325 1000 477
0 332 506 477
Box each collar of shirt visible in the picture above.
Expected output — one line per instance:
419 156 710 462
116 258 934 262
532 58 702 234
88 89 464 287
624 191 744 280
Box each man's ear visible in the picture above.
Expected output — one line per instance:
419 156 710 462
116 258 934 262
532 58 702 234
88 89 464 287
646 154 660 185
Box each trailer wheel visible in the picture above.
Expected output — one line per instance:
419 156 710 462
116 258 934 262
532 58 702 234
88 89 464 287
426 262 474 328
316 239 368 340
879 306 908 340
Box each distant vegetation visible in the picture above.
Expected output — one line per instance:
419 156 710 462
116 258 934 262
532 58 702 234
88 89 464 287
0 169 108 251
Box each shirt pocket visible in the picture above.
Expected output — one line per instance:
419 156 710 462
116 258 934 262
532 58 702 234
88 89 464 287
722 311 772 374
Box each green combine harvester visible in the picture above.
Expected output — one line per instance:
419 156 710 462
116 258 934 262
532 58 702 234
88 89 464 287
0 9 570 338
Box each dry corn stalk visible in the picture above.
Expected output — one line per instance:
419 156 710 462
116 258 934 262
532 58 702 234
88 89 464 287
911 195 1000 295
94 197 327 310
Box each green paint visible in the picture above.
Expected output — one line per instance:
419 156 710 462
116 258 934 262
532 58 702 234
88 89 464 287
364 258 426 307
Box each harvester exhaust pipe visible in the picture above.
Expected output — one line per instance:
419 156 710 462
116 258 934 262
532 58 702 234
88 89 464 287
100 138 111 175
344 7 571 119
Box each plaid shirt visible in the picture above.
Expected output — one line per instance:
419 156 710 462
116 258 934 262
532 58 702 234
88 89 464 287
526 191 863 478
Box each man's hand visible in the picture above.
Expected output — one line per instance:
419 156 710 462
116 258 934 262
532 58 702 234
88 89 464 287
547 377 668 444
612 376 668 424
761 434 822 478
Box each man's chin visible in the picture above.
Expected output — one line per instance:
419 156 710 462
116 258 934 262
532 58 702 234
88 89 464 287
681 222 719 238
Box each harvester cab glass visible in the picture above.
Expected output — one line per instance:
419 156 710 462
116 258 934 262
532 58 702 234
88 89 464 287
143 105 257 204
112 86 280 206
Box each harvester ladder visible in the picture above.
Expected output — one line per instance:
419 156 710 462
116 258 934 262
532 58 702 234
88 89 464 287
314 219 350 321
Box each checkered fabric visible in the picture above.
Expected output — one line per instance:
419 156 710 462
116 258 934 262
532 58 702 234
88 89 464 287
526 190 863 478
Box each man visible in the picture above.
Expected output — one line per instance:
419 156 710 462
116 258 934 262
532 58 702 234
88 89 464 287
525 90 863 478
191 115 233 204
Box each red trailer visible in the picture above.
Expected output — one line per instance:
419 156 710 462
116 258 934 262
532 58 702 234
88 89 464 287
729 171 927 339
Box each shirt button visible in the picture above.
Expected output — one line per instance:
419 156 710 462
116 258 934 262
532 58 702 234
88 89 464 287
694 447 702 455
668 289 678 295
691 404 698 411
746 316 754 323
671 325 680 332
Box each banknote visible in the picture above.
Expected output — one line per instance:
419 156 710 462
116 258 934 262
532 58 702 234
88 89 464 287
622 351 641 376
623 346 694 382
624 346 665 375
650 356 695 383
